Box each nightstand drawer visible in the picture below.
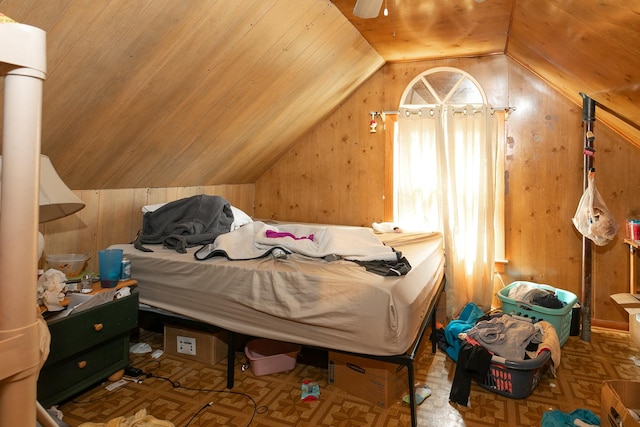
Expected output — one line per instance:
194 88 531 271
37 335 129 407
45 291 138 364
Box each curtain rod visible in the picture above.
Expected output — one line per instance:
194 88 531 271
371 106 515 116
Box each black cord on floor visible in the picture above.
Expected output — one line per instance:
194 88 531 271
70 363 267 427
147 373 268 427
184 401 212 427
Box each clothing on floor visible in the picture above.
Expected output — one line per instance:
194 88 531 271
449 341 493 406
432 326 450 352
444 301 485 362
541 408 600 426
78 409 174 427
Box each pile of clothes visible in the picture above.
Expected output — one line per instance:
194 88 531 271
434 300 561 407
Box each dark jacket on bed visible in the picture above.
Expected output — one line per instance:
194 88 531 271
134 194 234 253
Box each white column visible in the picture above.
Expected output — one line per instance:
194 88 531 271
0 22 47 427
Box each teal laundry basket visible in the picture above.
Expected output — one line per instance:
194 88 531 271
497 281 577 346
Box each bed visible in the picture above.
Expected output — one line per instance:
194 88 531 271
111 221 445 427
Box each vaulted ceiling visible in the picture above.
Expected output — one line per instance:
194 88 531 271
334 0 640 146
0 0 638 189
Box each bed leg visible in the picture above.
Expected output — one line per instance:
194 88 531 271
431 311 437 354
407 362 417 427
226 330 235 389
431 286 445 354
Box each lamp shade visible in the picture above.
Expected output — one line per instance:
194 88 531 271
0 154 85 223
353 0 383 18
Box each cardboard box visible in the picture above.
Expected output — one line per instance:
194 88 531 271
328 351 408 408
610 293 640 348
601 380 640 427
164 325 228 365
631 312 640 348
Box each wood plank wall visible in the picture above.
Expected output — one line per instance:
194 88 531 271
255 54 640 327
39 54 640 327
41 184 254 273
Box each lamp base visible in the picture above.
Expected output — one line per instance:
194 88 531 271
37 231 44 261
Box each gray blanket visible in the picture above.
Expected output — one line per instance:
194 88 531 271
134 194 233 253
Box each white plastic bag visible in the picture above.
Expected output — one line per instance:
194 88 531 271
572 173 618 246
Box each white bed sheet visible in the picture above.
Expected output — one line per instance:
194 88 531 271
111 228 444 356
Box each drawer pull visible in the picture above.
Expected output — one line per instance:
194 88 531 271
78 360 87 369
94 323 104 332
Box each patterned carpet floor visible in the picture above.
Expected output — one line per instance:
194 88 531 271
55 326 640 427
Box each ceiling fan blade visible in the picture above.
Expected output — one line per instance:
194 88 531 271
353 0 384 19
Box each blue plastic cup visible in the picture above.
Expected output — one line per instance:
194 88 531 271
98 249 123 288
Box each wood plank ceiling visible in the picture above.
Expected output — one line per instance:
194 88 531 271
0 0 384 189
0 0 638 189
333 0 514 62
334 0 640 149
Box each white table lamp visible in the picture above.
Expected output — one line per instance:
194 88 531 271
0 154 85 258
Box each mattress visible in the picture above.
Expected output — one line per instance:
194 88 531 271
111 226 444 356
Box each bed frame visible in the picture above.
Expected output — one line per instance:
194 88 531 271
144 275 446 427
123 226 445 427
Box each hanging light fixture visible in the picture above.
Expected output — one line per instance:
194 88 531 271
383 0 389 16
353 0 384 19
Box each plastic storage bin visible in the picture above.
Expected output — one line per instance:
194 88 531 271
479 350 551 399
244 338 301 376
497 281 578 346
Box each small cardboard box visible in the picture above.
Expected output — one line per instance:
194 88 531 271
164 325 227 365
328 351 408 408
610 293 640 348
601 380 640 427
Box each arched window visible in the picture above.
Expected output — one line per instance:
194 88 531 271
401 66 486 108
394 67 505 315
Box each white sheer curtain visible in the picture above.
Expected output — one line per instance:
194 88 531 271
396 105 498 316
395 107 443 231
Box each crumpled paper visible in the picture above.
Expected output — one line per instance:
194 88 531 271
116 286 132 299
37 268 67 311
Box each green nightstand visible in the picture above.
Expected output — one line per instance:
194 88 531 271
37 282 138 407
